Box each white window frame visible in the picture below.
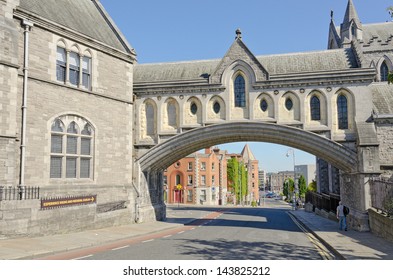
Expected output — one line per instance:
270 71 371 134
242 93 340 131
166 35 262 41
50 116 94 180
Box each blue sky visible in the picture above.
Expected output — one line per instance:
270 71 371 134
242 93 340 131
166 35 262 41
100 0 392 172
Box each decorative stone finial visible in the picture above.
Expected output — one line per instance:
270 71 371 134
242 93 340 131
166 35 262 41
236 28 242 39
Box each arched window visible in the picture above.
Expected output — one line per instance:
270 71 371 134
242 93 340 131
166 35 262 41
337 95 348 129
260 99 268 112
310 96 321 120
381 61 389 82
167 101 178 128
56 47 66 82
285 98 293 111
234 75 246 107
50 117 94 179
175 174 181 185
69 51 80 86
213 102 221 114
190 102 198 115
145 103 155 136
82 54 92 90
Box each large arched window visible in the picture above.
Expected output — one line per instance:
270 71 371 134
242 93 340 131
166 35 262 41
310 96 321 120
234 74 246 107
337 95 348 129
145 103 155 136
380 61 389 82
50 116 94 179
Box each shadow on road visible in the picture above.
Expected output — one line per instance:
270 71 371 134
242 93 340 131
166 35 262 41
176 238 321 260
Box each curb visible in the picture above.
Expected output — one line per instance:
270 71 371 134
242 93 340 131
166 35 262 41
288 211 345 260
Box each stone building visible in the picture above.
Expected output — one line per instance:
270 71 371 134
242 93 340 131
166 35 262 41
163 147 228 206
0 0 137 236
315 0 393 194
1 0 393 235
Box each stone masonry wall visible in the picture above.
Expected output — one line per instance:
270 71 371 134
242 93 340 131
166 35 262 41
0 0 20 185
368 208 393 243
0 185 136 237
376 124 393 168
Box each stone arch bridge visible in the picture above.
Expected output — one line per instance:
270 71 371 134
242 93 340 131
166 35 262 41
131 33 390 231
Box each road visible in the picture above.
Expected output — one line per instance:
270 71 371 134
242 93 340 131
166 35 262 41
59 199 332 260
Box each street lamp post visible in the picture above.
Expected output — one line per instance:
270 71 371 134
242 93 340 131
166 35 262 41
286 149 298 210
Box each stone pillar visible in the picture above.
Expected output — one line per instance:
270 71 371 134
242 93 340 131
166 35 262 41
340 143 381 231
133 161 166 223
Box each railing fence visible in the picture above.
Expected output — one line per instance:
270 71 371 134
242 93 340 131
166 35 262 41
0 186 40 201
305 191 340 213
370 178 393 215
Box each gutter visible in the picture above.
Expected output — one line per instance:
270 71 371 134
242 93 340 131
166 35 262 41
19 19 34 187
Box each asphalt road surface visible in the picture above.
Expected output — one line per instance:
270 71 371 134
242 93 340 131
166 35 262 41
71 199 331 260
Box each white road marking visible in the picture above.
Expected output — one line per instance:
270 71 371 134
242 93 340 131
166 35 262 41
142 239 154 243
72 254 93 260
111 245 129 251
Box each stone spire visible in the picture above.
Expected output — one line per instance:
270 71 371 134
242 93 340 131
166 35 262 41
340 0 363 43
342 0 361 29
241 144 256 161
328 10 341 49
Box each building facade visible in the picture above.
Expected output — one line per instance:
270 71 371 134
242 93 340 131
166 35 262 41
0 0 138 236
163 147 228 206
295 164 316 187
1 0 393 235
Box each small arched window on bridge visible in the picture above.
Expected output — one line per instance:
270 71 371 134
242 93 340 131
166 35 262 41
260 99 268 112
213 101 221 114
380 61 389 82
337 95 348 130
310 95 321 120
234 74 246 107
285 98 293 111
190 102 198 115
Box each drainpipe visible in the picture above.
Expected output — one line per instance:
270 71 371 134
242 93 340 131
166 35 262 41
132 182 140 223
19 19 34 188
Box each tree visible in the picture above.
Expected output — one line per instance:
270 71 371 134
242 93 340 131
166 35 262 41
227 158 248 205
227 158 239 203
307 180 317 193
240 162 248 202
283 178 294 201
388 72 393 84
298 175 307 199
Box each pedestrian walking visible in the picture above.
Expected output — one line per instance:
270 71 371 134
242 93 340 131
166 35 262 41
336 201 348 231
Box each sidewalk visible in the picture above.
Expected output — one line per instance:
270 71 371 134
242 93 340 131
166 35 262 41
290 209 393 260
0 206 392 260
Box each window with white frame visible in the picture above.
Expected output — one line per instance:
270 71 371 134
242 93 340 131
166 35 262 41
200 190 206 201
188 162 193 171
201 162 206 170
187 190 193 202
201 175 206 185
188 175 193 185
56 47 66 82
82 56 92 90
56 43 92 90
69 51 80 86
50 116 94 179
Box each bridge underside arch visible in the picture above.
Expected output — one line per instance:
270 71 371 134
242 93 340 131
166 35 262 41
138 122 358 173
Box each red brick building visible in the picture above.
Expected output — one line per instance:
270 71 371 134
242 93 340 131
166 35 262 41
163 147 228 205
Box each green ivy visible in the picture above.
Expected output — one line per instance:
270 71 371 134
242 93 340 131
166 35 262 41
388 72 393 84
